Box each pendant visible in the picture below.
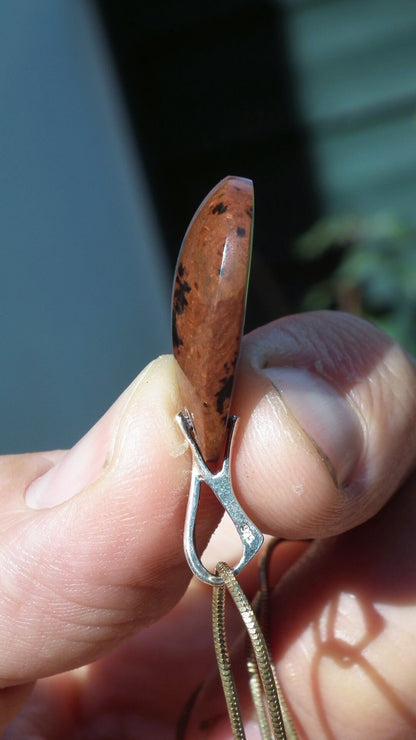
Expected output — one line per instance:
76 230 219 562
173 177 297 739
172 176 263 585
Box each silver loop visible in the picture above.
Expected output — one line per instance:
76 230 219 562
177 412 264 586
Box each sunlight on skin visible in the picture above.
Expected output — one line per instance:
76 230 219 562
2 313 416 738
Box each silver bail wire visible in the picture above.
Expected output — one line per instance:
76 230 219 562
177 411 264 586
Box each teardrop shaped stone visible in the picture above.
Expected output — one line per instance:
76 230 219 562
172 176 253 462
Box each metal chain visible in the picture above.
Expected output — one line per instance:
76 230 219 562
212 580 246 737
212 546 298 739
248 540 299 739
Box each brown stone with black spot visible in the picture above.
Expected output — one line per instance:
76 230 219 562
172 175 253 462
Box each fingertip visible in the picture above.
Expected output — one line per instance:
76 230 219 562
233 312 416 538
25 355 187 511
24 354 194 586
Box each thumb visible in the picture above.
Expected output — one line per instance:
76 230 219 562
0 357 204 686
232 311 416 538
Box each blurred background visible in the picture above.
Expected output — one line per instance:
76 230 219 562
1 0 416 452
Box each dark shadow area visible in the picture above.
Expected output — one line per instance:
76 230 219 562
95 0 323 331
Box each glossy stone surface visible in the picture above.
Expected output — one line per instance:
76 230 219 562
172 176 253 461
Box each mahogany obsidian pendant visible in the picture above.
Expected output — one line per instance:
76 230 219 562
172 176 254 462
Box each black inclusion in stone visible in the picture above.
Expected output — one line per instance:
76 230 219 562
173 265 191 315
172 311 182 348
216 374 234 415
172 262 192 349
236 226 246 237
212 202 228 215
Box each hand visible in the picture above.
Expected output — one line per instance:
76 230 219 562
3 311 416 739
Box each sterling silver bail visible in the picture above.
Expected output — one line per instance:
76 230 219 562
177 411 264 586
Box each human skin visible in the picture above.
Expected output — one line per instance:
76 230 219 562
2 311 416 738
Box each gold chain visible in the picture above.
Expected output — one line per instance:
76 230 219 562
212 540 298 739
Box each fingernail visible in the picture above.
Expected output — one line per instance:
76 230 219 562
262 367 363 486
25 362 156 509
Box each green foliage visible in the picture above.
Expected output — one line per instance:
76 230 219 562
296 213 416 353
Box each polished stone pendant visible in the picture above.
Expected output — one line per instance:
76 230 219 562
172 175 253 463
172 175 262 586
